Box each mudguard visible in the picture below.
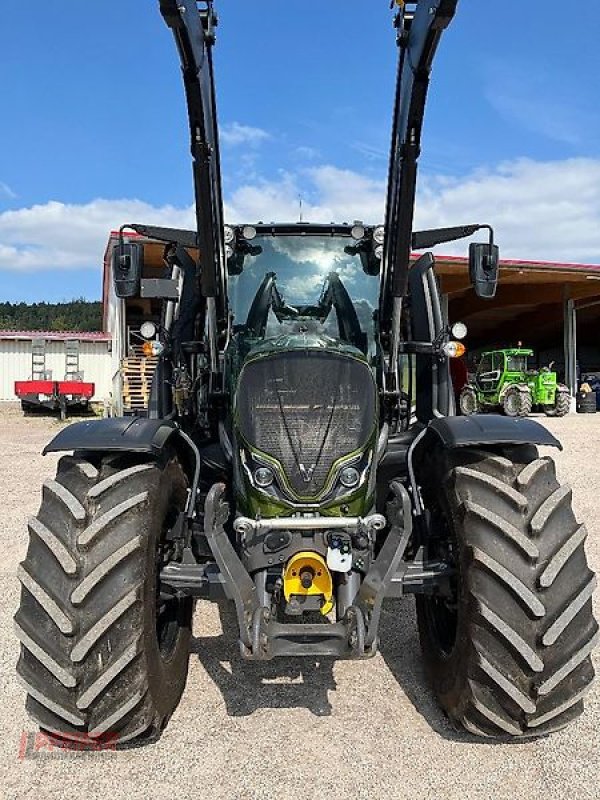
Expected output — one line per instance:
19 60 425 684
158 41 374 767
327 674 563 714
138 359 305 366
425 414 562 451
43 417 181 456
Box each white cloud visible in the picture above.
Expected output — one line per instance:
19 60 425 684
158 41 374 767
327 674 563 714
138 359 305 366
0 199 194 271
1 158 600 277
225 166 385 224
294 146 320 161
0 181 17 200
415 158 600 263
220 122 271 147
483 60 600 147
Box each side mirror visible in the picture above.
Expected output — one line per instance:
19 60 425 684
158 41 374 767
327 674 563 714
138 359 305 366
112 242 143 298
469 242 499 299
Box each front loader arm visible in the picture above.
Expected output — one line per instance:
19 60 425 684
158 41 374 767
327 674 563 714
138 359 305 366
380 0 458 340
160 0 227 367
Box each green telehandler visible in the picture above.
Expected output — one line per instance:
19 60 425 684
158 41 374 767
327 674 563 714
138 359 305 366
459 348 571 418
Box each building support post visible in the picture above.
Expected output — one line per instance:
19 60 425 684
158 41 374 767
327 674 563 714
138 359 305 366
563 295 577 408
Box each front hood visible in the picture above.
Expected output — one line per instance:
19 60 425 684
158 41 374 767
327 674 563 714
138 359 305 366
234 348 377 500
247 331 366 360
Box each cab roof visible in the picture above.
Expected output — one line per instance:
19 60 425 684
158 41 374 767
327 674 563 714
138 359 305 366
483 348 534 357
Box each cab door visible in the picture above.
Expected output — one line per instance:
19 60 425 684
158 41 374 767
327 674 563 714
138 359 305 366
477 353 501 395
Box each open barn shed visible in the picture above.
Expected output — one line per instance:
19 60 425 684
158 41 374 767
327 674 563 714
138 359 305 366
435 255 600 395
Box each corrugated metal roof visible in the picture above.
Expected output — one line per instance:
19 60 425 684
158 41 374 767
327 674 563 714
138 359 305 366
0 330 111 342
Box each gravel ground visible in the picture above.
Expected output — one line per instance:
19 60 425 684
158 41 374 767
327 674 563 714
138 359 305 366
1 403 598 800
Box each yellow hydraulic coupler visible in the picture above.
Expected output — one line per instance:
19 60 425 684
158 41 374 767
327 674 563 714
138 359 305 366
283 552 334 615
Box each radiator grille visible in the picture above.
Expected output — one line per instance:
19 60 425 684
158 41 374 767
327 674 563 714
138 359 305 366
237 351 376 497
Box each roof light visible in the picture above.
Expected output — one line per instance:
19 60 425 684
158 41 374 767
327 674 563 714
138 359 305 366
224 225 235 244
451 322 468 340
139 321 157 340
373 226 385 245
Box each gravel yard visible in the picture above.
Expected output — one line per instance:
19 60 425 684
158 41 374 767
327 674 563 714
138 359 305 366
1 404 598 800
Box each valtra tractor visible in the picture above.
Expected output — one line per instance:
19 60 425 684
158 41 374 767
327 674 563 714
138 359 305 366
15 0 597 745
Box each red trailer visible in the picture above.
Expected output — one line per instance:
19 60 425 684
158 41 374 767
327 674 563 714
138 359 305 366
15 379 95 420
14 338 95 419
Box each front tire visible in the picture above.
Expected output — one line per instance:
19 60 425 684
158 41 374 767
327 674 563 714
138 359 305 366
459 386 479 415
417 448 598 738
15 453 192 746
503 386 531 417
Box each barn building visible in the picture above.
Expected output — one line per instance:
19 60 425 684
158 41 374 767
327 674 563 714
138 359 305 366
0 330 112 402
101 229 600 413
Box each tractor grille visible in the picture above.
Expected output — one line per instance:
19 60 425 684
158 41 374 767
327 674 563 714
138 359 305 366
237 350 377 498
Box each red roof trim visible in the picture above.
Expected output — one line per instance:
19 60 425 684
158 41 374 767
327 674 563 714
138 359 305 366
414 253 600 271
0 330 111 342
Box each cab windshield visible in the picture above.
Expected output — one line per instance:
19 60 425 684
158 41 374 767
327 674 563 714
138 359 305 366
507 355 529 372
227 235 379 345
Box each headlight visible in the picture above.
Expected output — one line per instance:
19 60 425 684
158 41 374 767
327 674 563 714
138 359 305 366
451 321 468 340
373 225 385 245
139 321 157 340
142 340 164 357
339 466 360 489
224 225 235 244
443 341 466 359
254 466 274 488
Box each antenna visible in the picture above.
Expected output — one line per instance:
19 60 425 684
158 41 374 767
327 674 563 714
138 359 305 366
298 195 303 222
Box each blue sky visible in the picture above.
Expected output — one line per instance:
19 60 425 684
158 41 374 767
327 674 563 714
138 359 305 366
2 0 600 304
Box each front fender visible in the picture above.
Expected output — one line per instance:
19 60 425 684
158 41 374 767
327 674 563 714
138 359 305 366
423 414 562 451
498 382 529 401
43 417 180 456
43 417 201 517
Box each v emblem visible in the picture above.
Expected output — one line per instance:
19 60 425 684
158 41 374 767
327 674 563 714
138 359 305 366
298 463 316 483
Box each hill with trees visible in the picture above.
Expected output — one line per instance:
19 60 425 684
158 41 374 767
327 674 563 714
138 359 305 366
0 299 102 332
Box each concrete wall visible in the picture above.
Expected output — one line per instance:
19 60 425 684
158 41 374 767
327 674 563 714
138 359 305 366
0 338 112 401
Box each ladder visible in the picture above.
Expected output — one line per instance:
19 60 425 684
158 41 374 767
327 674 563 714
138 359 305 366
31 339 50 380
64 339 82 380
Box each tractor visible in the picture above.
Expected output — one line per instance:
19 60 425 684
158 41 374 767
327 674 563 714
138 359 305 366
459 348 571 418
15 0 597 746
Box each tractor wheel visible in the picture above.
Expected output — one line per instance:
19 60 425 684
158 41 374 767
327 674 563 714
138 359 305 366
459 387 479 416
15 453 193 746
502 386 523 417
519 388 533 417
416 447 598 738
545 391 570 418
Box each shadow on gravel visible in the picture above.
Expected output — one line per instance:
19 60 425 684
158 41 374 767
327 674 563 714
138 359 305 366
377 598 464 741
191 598 528 743
191 603 336 716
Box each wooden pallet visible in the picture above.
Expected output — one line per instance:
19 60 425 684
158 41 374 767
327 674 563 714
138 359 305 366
121 353 158 412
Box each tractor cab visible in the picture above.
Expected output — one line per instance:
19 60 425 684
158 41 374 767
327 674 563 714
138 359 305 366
475 348 533 396
224 222 382 361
